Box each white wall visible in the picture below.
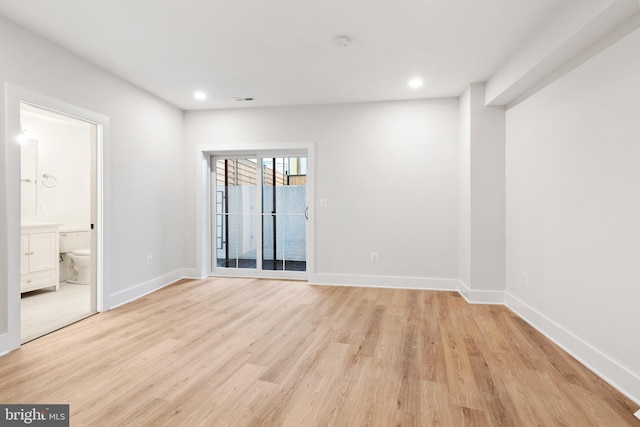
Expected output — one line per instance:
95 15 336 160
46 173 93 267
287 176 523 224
506 26 640 402
20 112 92 230
469 84 506 294
459 83 506 300
0 15 185 346
458 89 471 287
185 99 460 288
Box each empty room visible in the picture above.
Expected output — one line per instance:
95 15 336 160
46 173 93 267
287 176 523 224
0 0 639 425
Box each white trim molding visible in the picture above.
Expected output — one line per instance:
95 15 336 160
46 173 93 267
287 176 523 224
506 292 640 406
182 268 206 280
0 334 7 357
457 280 506 304
109 270 185 309
311 273 458 291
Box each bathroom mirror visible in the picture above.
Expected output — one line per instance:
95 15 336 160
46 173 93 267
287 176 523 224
21 138 38 217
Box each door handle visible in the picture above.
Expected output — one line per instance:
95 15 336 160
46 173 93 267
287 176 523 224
305 206 308 220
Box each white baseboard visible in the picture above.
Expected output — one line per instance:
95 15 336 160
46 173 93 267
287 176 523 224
457 280 506 304
209 270 308 281
506 292 640 406
310 273 458 291
109 269 186 309
182 268 205 279
0 333 8 357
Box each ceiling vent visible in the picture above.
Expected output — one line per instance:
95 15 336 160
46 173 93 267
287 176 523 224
233 97 254 102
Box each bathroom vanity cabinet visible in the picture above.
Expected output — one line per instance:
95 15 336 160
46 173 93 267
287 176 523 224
21 224 60 293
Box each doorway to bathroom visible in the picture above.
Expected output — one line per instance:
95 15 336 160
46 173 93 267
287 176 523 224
19 102 98 343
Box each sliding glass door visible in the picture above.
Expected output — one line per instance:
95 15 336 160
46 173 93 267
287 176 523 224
214 158 258 269
213 154 307 277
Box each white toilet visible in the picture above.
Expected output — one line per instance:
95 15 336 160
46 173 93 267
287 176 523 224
59 231 91 285
69 248 91 285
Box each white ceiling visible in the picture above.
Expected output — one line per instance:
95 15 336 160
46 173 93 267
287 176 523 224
0 0 565 110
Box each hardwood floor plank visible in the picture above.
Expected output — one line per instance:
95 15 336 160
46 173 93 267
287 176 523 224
0 277 637 426
464 336 524 426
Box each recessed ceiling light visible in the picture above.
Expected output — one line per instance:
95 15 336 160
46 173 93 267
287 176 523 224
408 77 423 89
193 91 207 100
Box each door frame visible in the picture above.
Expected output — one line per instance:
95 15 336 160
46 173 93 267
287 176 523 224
195 142 315 281
3 84 111 352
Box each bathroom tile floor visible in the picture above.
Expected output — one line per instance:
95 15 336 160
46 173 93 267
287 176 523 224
21 282 94 343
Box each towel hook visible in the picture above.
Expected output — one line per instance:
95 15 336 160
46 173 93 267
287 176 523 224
42 174 58 188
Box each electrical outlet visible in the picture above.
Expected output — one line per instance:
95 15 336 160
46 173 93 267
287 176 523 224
320 199 327 208
370 252 378 262
147 255 153 265
523 272 528 285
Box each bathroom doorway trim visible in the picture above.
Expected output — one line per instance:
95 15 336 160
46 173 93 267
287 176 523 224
3 84 111 352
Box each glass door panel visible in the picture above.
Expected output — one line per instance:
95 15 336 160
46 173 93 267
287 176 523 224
215 158 257 269
282 214 306 271
261 157 307 272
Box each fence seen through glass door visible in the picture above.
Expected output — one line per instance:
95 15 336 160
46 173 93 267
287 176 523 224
215 158 257 269
262 157 307 272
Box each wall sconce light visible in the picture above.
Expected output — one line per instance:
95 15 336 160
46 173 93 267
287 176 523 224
17 128 36 145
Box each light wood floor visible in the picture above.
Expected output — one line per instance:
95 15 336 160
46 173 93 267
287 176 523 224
0 278 637 426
